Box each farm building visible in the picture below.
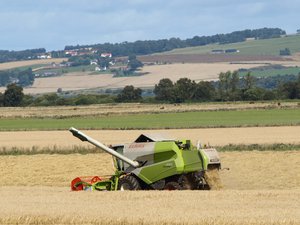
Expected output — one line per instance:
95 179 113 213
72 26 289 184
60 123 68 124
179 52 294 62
225 49 240 53
101 53 112 58
211 49 225 54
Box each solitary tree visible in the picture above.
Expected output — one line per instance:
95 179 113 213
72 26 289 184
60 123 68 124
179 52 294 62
230 71 240 101
218 71 232 101
243 72 255 90
3 83 24 106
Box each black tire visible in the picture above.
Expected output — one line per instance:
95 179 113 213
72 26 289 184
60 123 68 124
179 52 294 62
164 182 182 190
118 175 141 191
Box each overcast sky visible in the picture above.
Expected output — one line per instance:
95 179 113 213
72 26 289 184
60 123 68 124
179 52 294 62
0 0 299 51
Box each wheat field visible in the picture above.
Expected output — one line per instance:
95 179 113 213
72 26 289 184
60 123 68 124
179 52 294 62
0 151 299 189
0 187 299 225
1 126 299 150
1 126 299 225
0 58 66 70
0 151 299 225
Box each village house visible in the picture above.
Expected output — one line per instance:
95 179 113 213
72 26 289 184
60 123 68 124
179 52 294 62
101 53 112 58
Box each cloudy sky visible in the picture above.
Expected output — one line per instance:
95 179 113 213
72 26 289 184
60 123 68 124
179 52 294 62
0 0 299 51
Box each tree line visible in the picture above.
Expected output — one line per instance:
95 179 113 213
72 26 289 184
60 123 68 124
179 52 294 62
154 72 300 103
0 71 299 107
0 48 46 63
64 28 285 57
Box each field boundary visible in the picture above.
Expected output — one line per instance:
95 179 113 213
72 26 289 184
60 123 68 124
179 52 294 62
1 143 299 156
1 102 298 119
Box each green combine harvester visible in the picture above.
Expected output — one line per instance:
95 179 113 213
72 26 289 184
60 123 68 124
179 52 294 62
70 127 222 191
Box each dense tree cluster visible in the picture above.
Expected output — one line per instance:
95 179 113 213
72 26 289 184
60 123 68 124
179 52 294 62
278 76 300 99
64 28 285 57
0 83 24 106
0 48 46 63
154 72 300 103
154 78 216 103
0 68 34 87
116 85 142 102
67 53 114 69
68 55 92 67
279 48 291 56
127 55 144 71
186 28 285 46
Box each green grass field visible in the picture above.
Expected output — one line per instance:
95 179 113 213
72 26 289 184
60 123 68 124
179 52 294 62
36 65 94 74
14 64 49 71
35 64 113 76
0 108 299 131
239 66 300 77
161 35 300 56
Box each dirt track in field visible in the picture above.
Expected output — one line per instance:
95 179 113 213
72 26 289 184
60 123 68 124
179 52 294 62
1 126 299 150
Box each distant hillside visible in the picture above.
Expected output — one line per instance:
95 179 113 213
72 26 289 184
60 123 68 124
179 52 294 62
0 28 287 64
159 35 300 56
64 28 285 57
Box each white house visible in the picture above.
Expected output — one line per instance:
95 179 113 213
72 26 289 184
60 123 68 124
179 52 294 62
90 60 98 65
101 53 112 58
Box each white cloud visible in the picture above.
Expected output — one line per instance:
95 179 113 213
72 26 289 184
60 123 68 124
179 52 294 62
0 0 299 50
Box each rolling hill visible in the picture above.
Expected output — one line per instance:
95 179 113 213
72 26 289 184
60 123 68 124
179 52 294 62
158 35 300 56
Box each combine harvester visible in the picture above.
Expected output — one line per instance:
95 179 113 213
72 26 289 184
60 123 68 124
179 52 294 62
70 127 222 191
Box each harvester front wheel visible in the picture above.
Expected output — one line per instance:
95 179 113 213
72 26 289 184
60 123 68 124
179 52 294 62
118 175 141 191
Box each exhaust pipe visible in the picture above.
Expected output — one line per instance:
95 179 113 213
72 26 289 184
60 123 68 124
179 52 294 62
69 127 140 168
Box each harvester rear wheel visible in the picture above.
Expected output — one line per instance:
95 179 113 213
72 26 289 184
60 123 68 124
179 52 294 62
118 175 141 191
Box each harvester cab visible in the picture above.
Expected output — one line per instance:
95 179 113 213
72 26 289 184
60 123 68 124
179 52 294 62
69 127 222 191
